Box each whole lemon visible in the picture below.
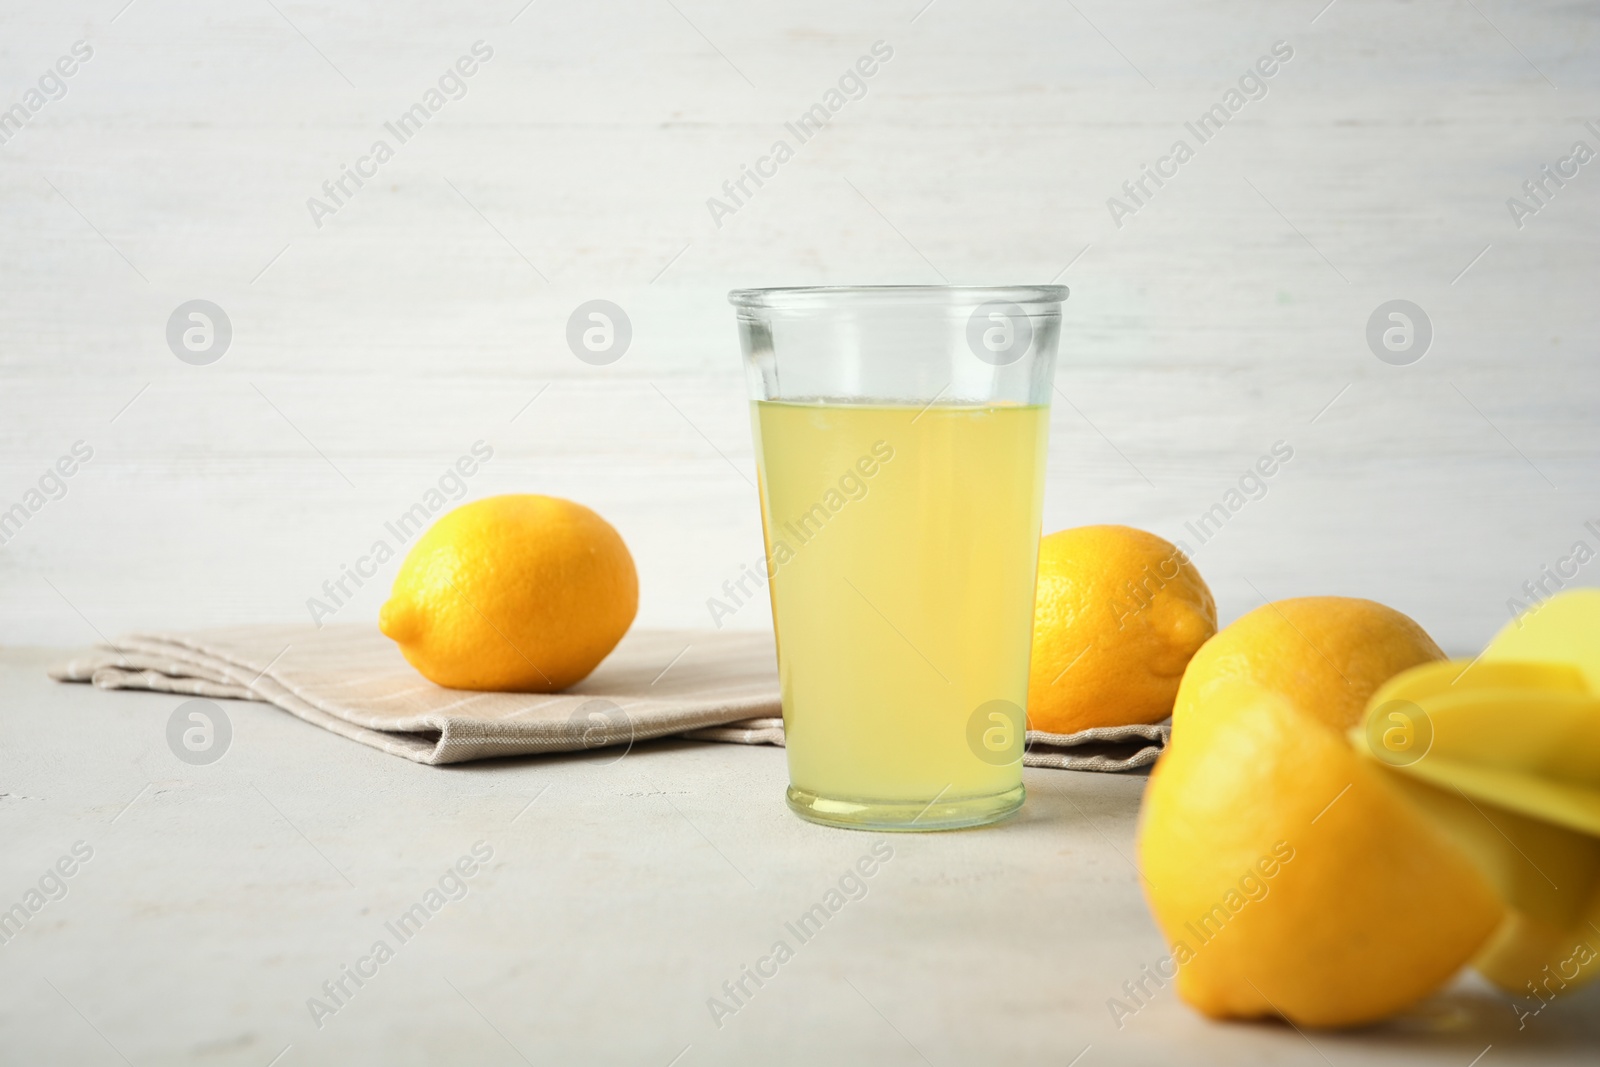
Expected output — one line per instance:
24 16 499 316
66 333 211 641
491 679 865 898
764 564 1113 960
1138 682 1504 1027
379 495 638 692
1027 525 1216 734
1174 596 1444 733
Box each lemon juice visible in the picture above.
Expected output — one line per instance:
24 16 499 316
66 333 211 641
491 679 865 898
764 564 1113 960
752 399 1049 828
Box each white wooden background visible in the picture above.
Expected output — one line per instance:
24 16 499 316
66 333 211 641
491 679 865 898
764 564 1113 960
1 0 1597 654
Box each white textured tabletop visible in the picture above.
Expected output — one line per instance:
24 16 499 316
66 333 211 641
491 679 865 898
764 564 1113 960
2 0 1598 1062
4 650 1598 1066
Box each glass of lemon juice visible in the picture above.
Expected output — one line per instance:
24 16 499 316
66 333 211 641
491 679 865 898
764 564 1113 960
730 285 1067 830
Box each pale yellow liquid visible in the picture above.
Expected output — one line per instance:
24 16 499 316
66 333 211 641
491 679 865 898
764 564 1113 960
752 400 1049 823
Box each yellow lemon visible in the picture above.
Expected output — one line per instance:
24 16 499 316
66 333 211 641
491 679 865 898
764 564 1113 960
1138 682 1504 1027
379 495 638 692
1174 596 1444 734
1473 891 1600 1002
1027 525 1216 734
1348 591 1600 1000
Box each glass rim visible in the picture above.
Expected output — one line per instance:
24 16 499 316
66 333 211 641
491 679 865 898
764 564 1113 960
728 284 1069 310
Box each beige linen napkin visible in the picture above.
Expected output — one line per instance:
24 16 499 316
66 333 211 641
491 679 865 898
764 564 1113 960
50 624 1167 770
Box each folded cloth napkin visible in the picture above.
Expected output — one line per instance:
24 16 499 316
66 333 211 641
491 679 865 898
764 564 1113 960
50 624 1168 771
682 718 1169 772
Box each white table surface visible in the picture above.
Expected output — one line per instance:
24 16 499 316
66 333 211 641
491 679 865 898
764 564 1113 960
3 0 1599 1062
3 648 1598 1066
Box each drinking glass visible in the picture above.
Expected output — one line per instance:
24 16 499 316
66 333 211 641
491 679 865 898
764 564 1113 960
730 285 1067 830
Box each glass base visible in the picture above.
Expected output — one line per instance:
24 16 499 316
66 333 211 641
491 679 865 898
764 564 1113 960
785 783 1025 832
